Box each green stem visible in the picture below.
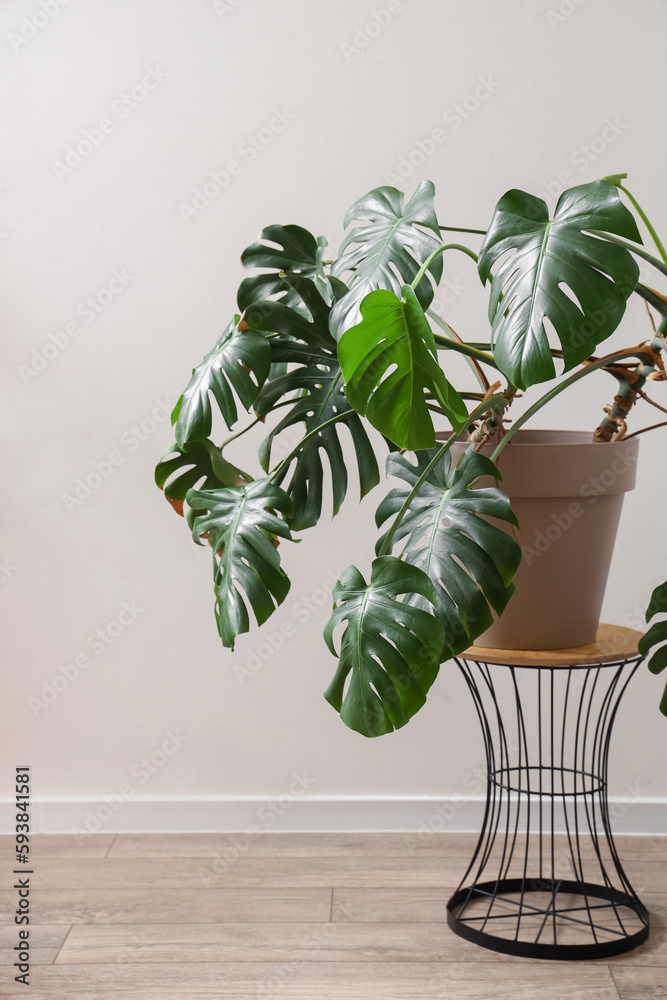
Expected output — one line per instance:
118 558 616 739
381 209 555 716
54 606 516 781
219 399 296 451
220 415 262 450
411 243 479 292
427 310 499 369
589 231 667 281
439 225 487 236
268 410 356 482
490 349 658 463
617 183 667 266
378 394 508 558
635 283 667 319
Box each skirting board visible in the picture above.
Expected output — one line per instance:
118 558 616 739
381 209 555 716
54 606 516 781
1 797 666 835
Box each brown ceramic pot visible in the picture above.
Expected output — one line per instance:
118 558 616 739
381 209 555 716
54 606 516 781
448 430 640 650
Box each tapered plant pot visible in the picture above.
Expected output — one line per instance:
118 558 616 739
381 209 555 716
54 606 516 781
449 430 640 650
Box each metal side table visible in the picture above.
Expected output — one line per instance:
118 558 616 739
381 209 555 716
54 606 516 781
447 623 649 961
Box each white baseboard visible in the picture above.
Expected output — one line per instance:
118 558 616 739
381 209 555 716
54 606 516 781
1 796 666 835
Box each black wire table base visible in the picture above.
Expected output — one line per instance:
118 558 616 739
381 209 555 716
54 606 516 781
448 649 649 960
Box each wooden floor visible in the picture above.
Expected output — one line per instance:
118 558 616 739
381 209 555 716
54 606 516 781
1 832 666 998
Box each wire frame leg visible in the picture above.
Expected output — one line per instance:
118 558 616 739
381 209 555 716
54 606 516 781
446 655 650 961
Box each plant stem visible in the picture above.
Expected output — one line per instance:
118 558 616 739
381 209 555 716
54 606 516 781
589 231 667 281
268 410 356 482
593 314 666 440
624 419 667 439
438 225 487 236
618 183 667 265
638 389 667 416
635 283 667 318
378 394 508 558
426 393 486 416
411 243 479 292
219 399 296 451
490 348 659 463
427 310 499 369
594 375 635 442
432 391 487 401
220 415 263 449
427 313 491 391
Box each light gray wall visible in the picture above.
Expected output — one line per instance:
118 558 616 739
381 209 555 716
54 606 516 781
2 0 666 832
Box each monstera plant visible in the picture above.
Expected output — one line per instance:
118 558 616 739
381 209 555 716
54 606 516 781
157 173 667 737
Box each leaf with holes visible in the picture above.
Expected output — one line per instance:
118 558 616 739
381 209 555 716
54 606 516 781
323 557 444 737
186 479 293 649
376 446 521 657
638 582 667 715
244 275 380 530
155 439 247 517
173 315 271 447
329 182 443 339
478 180 642 390
238 224 331 311
338 285 467 450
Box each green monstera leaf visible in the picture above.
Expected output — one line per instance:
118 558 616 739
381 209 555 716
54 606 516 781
329 182 443 339
186 478 292 649
244 276 380 530
238 224 331 311
376 446 521 657
338 285 467 450
173 315 271 447
324 556 445 737
155 439 247 516
638 582 667 716
478 180 642 390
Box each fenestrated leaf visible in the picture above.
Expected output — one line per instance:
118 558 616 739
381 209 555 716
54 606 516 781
638 581 667 715
155 439 247 517
238 224 330 311
329 182 443 339
323 556 445 737
376 446 521 657
478 180 642 390
338 285 467 450
244 275 380 530
186 479 292 649
173 315 271 446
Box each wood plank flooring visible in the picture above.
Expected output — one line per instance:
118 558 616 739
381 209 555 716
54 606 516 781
0 832 665 998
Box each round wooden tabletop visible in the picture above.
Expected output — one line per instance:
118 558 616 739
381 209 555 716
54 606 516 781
461 623 644 667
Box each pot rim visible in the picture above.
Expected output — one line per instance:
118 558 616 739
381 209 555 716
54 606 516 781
445 429 640 497
440 429 640 448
